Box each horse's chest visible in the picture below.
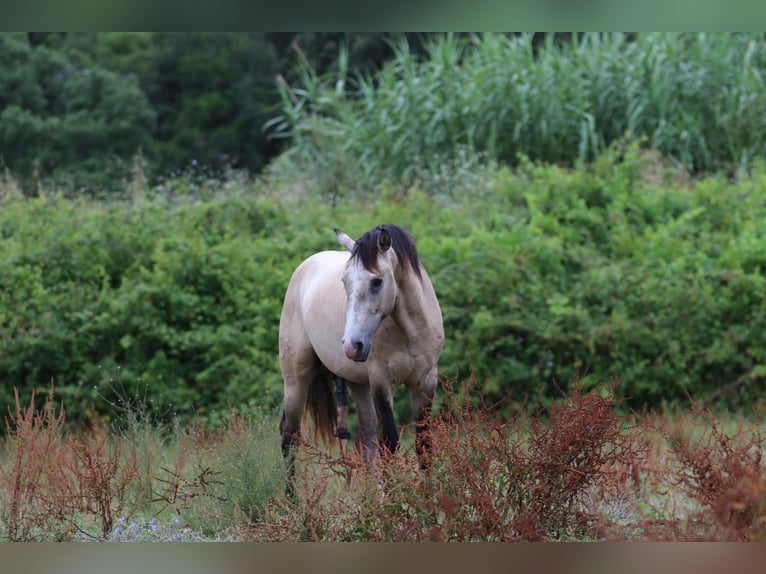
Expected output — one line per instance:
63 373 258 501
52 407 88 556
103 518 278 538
368 335 418 379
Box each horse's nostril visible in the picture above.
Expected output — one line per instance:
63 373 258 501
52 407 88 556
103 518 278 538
354 341 363 354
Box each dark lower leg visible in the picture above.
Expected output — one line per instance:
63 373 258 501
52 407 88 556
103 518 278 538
374 396 399 455
348 381 378 462
335 377 351 439
279 411 301 498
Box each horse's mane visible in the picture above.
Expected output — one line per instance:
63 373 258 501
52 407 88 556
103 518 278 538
351 224 423 281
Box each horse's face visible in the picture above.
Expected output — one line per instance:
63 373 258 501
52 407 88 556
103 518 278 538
340 258 396 362
337 229 397 362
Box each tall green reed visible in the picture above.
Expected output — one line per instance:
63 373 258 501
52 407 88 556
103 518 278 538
268 32 766 196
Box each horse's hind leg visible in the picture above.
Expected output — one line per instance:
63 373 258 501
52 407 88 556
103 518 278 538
335 377 351 440
279 408 299 498
280 362 313 498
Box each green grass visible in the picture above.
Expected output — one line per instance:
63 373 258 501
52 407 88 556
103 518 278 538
269 32 766 197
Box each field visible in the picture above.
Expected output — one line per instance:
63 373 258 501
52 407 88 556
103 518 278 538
2 144 766 541
1 379 764 541
2 33 766 542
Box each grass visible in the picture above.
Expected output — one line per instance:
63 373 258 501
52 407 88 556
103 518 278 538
0 385 284 541
1 380 764 541
269 32 766 198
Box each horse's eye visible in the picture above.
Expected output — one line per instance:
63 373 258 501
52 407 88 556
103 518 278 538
370 277 383 291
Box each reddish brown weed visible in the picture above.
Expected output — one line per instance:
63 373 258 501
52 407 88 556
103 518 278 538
1 388 71 541
64 421 141 539
0 387 143 540
646 404 766 541
244 379 640 541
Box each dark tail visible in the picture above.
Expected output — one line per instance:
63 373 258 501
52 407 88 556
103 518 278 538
306 365 337 444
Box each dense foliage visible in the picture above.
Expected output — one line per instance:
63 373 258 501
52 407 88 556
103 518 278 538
271 32 766 195
0 34 155 192
4 33 766 194
2 31 766 425
0 32 429 193
2 145 766 425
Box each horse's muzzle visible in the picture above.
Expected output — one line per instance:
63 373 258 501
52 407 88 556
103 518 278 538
343 338 370 362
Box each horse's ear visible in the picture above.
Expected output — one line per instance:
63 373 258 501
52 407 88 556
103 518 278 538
378 227 392 252
334 228 356 252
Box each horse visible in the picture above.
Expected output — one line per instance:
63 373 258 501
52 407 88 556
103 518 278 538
278 224 444 495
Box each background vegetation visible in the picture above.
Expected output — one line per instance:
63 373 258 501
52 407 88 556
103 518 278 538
0 32 435 194
2 32 766 425
2 30 766 541
5 32 765 194
2 145 766 426
270 32 766 193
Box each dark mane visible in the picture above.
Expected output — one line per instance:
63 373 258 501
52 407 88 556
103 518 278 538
351 224 423 280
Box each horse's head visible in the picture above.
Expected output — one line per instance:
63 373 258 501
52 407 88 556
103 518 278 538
335 225 415 362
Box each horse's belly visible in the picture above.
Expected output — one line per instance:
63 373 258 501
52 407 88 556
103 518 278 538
331 360 370 384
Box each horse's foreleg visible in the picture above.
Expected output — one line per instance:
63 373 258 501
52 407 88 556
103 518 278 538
410 372 437 469
373 387 399 456
348 381 378 462
335 377 351 439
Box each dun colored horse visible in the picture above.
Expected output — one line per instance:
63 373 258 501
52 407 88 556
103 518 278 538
278 224 444 495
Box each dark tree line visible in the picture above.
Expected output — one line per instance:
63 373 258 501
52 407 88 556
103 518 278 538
0 32 442 193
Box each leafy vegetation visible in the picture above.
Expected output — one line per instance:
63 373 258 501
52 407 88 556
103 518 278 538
0 32 435 193
1 31 766 541
2 144 766 424
271 32 766 196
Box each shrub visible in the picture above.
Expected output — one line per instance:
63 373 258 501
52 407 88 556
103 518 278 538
658 405 765 540
2 146 766 424
244 381 636 541
0 190 296 425
429 149 766 412
0 388 141 541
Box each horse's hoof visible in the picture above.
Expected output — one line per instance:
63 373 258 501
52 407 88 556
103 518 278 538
336 427 351 439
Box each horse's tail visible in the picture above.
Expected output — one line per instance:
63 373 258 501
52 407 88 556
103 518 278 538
306 364 337 445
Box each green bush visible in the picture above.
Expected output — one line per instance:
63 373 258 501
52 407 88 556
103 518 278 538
2 146 766 424
428 148 766 411
0 189 292 424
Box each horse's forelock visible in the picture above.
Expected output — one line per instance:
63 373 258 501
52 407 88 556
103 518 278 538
351 225 422 280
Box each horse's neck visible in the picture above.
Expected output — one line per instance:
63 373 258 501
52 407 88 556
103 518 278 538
391 268 440 350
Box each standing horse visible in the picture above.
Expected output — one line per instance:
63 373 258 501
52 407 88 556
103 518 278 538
278 224 444 494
